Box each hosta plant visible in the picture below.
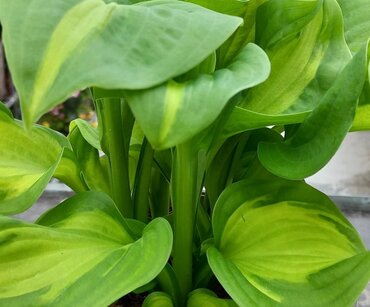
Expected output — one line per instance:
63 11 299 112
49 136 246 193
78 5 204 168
0 0 370 306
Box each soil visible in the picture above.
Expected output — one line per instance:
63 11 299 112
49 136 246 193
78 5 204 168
111 293 147 307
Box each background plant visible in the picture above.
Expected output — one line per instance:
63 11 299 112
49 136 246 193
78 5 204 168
0 0 370 306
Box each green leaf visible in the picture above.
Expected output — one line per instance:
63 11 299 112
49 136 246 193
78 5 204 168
0 0 242 127
222 107 308 139
185 0 267 68
53 147 88 193
0 101 13 119
0 192 173 306
256 0 321 49
337 0 370 54
216 0 267 68
223 98 370 138
185 0 248 13
143 292 174 307
155 264 182 305
353 104 370 131
126 43 270 149
68 119 110 194
208 179 370 306
205 133 250 209
187 289 237 307
0 114 68 214
239 0 351 114
333 0 370 132
175 52 217 83
70 118 101 150
257 44 368 180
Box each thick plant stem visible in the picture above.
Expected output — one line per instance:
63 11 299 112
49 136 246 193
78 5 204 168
133 138 154 222
95 97 133 218
172 143 198 306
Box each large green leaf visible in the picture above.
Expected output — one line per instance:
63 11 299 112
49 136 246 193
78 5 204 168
126 43 270 149
221 107 308 139
337 0 370 54
257 44 368 180
216 0 267 68
0 107 69 214
221 0 354 137
0 192 173 306
239 0 351 114
185 0 267 68
222 99 370 139
0 0 242 127
208 179 370 306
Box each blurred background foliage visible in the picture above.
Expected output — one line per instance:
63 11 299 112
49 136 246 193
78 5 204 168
0 25 96 135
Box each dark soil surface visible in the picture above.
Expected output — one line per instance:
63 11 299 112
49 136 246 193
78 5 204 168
111 293 147 307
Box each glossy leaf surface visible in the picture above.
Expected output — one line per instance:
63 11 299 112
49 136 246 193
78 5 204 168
0 0 242 126
0 107 67 214
0 192 172 306
126 43 270 149
240 0 350 114
208 179 370 306
258 44 368 180
222 0 354 136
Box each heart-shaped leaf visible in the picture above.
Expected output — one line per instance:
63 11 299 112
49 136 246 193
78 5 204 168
239 0 351 114
208 178 370 306
0 192 173 306
257 43 368 180
126 43 270 149
0 106 69 214
0 0 242 127
223 0 354 137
